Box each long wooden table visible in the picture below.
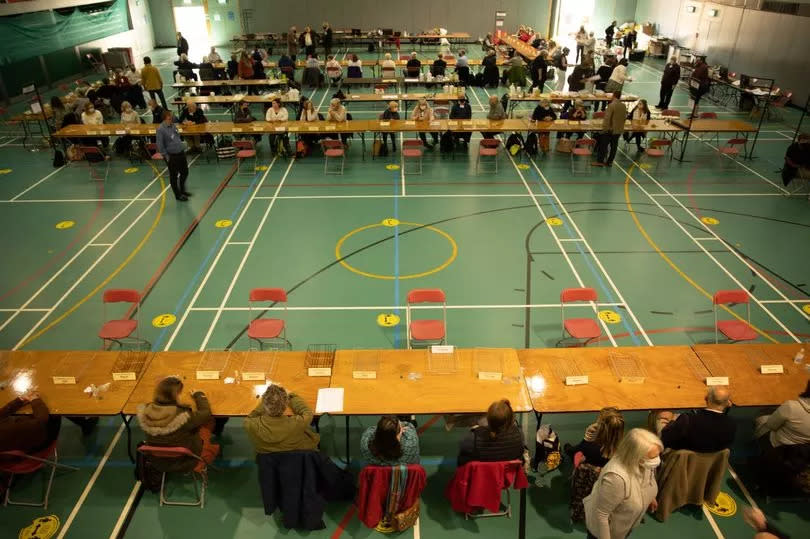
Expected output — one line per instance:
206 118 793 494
672 118 759 158
171 78 286 89
500 34 540 61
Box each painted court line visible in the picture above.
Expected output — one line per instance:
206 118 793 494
189 302 626 312
9 166 66 201
256 193 544 200
1 198 155 203
648 193 783 197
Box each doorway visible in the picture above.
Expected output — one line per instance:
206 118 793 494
555 0 596 59
173 6 209 61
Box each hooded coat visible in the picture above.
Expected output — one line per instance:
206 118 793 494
137 392 212 472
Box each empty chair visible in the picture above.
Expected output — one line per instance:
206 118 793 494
719 138 747 161
477 139 499 174
406 288 446 349
233 140 257 175
713 289 757 343
137 445 212 508
323 144 345 174
643 139 672 173
99 289 149 349
571 138 596 175
560 287 601 346
402 143 423 175
0 440 78 509
80 145 110 182
248 288 290 349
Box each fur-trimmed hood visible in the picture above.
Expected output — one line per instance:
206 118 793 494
137 403 191 436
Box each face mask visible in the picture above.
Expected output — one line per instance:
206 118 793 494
88 108 95 114
641 456 661 469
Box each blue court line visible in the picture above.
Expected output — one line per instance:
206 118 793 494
151 168 266 351
393 167 401 348
528 166 642 345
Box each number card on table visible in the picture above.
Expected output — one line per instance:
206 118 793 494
474 348 504 381
52 351 94 385
196 349 232 380
306 344 335 377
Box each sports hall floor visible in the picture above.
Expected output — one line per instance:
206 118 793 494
0 45 808 538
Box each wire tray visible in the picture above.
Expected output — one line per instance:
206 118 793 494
52 351 94 383
352 350 380 373
306 344 336 369
111 350 151 378
427 347 458 374
551 357 585 382
609 352 647 381
685 352 711 380
196 349 232 374
239 350 278 380
474 348 504 376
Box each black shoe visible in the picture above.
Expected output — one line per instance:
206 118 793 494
637 146 645 153
176 195 189 201
654 105 663 109
182 191 192 197
81 417 100 436
425 143 435 150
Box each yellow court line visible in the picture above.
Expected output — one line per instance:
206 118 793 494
18 164 168 348
622 164 778 344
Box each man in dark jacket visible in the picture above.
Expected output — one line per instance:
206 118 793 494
149 99 165 124
661 387 736 453
431 53 447 77
406 52 421 77
176 32 189 56
595 58 616 111
322 23 333 56
449 95 472 145
0 392 59 453
689 57 711 116
605 21 616 47
530 51 548 91
299 26 318 57
657 56 681 109
781 133 810 186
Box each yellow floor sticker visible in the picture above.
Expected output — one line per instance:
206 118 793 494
803 304 810 315
0 168 13 174
546 217 563 226
381 218 400 227
152 313 176 328
19 515 60 539
517 163 530 169
55 220 75 229
701 216 719 225
124 167 138 173
598 310 622 324
385 164 400 170
377 313 400 327
255 165 268 171
704 491 736 517
215 219 233 228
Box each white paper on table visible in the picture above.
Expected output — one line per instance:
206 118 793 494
315 387 344 414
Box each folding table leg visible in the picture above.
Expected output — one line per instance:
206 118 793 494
121 412 134 463
344 415 351 468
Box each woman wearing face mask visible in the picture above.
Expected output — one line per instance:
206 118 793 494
411 97 438 149
584 428 662 539
81 102 109 148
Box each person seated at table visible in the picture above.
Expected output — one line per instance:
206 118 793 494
457 399 525 466
179 99 210 152
531 99 557 122
234 100 261 143
137 376 220 471
198 56 215 82
278 54 295 80
347 54 362 78
412 97 438 149
623 99 651 152
327 97 351 145
482 32 495 53
325 55 342 84
120 101 140 124
360 415 420 466
482 50 500 88
379 100 400 152
148 99 165 125
480 94 506 140
781 133 810 187
80 101 109 149
0 391 61 453
174 53 199 81
449 95 472 146
71 87 90 116
265 97 289 151
296 97 322 148
647 409 677 436
244 384 320 453
562 100 588 140
431 53 447 77
661 387 736 453
405 52 421 78
208 46 222 65
381 53 397 77
237 51 254 80
755 380 810 452
565 407 625 468
227 53 239 80
251 45 264 62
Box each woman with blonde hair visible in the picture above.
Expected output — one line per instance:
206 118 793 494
567 407 625 468
411 97 438 149
584 428 662 539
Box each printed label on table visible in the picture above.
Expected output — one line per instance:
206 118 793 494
379 122 390 126
351 95 360 98
430 345 454 354
308 367 332 377
233 128 243 132
478 371 503 381
112 372 137 381
275 126 286 131
382 95 397 99
288 126 299 132
405 121 416 126
115 130 126 135
308 127 319 131
98 130 110 135
760 364 784 374
242 372 265 381
463 121 473 126
196 370 220 380
52 376 76 385
706 376 729 386
325 126 336 130
620 376 645 384
251 127 263 131
565 375 589 386
352 371 377 379
429 121 440 127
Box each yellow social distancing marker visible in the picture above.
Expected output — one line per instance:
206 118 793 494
215 219 233 228
598 310 622 324
377 313 400 327
385 164 400 171
55 221 75 230
704 492 736 517
639 163 652 170
255 165 268 171
381 218 400 227
517 163 530 170
19 515 60 539
701 216 719 225
546 217 563 226
803 304 810 316
152 313 176 328
0 168 13 174
124 167 138 174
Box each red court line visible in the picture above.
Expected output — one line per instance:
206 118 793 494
595 326 810 343
417 414 442 435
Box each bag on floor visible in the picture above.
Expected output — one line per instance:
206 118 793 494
555 138 573 153
52 149 65 167
474 72 485 87
505 132 524 156
524 133 538 156
539 133 550 153
532 424 561 472
440 131 454 154
296 139 310 158
66 144 83 161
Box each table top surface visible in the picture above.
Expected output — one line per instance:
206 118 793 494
172 78 285 87
519 346 711 412
500 35 540 60
121 350 328 416
232 32 471 40
673 118 758 132
509 93 639 102
328 348 532 415
691 343 808 406
0 350 150 415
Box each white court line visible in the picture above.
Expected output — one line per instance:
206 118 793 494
728 464 759 510
198 159 295 350
1 198 155 203
648 193 783 197
109 481 141 539
163 157 279 350
693 237 720 241
226 241 251 245
254 193 541 200
615 155 805 339
9 166 66 201
702 505 725 539
89 243 114 246
0 308 50 312
558 238 585 242
759 299 810 304
189 302 626 312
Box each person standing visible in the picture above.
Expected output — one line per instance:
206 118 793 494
141 56 167 109
287 26 299 62
575 26 587 63
657 56 681 109
623 27 637 59
585 32 596 58
605 58 631 95
553 47 569 91
176 32 189 57
689 57 711 117
594 92 627 167
530 50 549 91
322 22 333 57
156 110 191 201
605 21 616 48
300 26 317 58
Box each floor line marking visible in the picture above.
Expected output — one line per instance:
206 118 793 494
199 159 296 350
56 423 125 539
702 504 726 539
759 299 810 304
109 481 141 538
189 302 627 311
9 166 66 201
0 198 154 203
727 464 759 510
255 193 544 199
648 193 783 197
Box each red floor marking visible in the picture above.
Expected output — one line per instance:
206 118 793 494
416 414 442 435
0 182 105 304
594 326 810 343
330 506 357 539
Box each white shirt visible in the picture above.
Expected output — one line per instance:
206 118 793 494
348 59 362 67
632 107 646 121
120 110 140 124
265 107 288 122
301 109 318 122
208 51 222 63
82 110 103 125
381 59 396 69
326 60 342 75
126 70 140 84
609 64 630 84
304 33 312 46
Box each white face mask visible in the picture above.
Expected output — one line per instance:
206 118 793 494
641 456 661 469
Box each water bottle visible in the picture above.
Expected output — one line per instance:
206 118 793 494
794 345 806 364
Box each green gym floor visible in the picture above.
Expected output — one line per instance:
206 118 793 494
0 44 808 538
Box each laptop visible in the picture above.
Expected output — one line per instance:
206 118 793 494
351 28 361 36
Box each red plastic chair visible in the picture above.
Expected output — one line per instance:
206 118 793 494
324 146 345 174
644 139 672 173
592 111 605 119
247 288 290 350
0 440 78 509
80 145 110 182
99 289 149 349
402 146 423 175
713 290 757 343
137 445 211 508
571 138 595 175
768 90 792 120
145 142 163 160
406 288 446 349
719 138 747 161
560 287 601 346
445 460 528 519
233 140 257 175
661 109 680 119
477 143 499 174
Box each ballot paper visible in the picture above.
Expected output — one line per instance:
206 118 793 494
315 388 344 414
